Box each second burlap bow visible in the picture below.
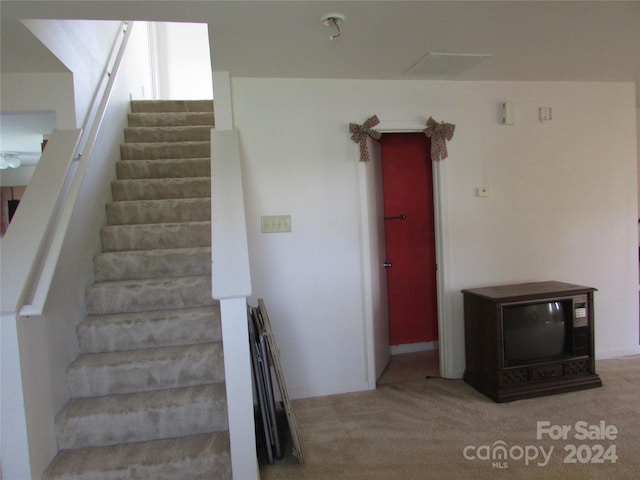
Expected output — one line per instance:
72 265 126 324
424 117 455 161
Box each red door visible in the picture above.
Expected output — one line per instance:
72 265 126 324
380 133 438 346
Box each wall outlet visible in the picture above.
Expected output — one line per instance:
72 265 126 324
261 215 292 233
477 187 491 197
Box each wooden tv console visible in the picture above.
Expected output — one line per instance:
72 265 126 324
462 281 602 402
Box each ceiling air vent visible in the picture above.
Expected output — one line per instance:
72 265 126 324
406 53 491 76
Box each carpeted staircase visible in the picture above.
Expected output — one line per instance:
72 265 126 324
43 100 232 480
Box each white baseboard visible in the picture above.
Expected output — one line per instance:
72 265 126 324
596 346 640 359
390 341 439 355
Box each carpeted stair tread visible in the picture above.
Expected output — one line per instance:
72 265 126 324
100 221 211 252
42 432 231 480
116 158 210 179
130 100 213 113
127 111 214 127
93 246 211 282
67 343 224 397
105 197 210 225
86 275 215 315
120 141 210 161
124 125 212 143
77 306 221 354
111 177 211 201
55 384 228 450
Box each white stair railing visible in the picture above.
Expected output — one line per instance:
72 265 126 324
211 129 260 480
18 22 133 316
0 22 133 480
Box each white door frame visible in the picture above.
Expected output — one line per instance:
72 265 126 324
359 119 455 384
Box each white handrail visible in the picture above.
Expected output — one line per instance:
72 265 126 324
15 22 133 316
78 23 129 150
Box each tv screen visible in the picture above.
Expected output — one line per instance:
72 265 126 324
503 301 567 367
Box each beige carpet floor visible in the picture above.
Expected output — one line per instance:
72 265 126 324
260 353 640 480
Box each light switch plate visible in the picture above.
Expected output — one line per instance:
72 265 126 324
261 215 292 233
539 107 552 122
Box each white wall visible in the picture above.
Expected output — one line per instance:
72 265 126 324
232 78 639 399
0 111 56 150
153 22 213 100
21 20 124 128
0 73 76 130
0 72 75 187
637 106 640 251
0 111 56 187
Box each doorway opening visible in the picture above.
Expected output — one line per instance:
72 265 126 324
380 132 439 377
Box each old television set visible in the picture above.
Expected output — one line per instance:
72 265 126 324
503 296 590 367
462 281 602 402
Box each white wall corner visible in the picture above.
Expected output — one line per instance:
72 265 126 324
212 71 233 131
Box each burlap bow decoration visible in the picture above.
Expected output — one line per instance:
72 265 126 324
349 115 382 162
424 117 455 161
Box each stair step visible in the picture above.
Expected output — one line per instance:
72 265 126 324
42 433 231 480
105 198 210 225
94 246 211 282
124 125 212 143
86 275 215 315
116 158 210 179
77 306 221 354
130 100 213 113
100 221 211 252
55 384 228 449
127 111 214 127
120 141 210 161
111 177 211 201
68 343 224 397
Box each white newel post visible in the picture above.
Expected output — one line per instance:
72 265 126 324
0 313 33 480
219 298 259 480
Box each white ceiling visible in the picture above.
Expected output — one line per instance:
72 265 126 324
1 1 639 97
